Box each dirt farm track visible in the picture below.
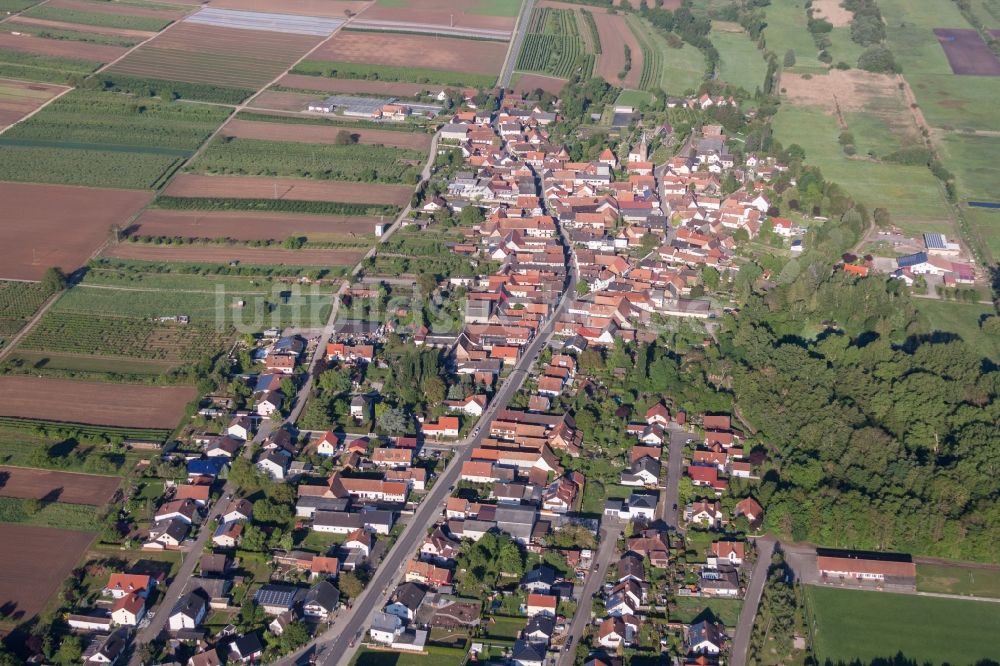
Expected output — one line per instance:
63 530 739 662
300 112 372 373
0 466 121 505
0 524 94 623
0 376 196 429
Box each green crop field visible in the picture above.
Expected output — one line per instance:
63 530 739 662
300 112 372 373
0 281 54 347
771 105 952 232
0 496 103 531
961 206 1000 261
373 0 520 17
917 561 1000 598
291 61 496 89
0 48 101 84
189 137 423 184
969 0 1000 28
516 7 593 80
626 14 704 94
2 21 142 47
0 90 229 188
713 27 769 93
20 4 174 31
806 586 1000 665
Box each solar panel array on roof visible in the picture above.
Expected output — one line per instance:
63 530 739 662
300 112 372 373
923 233 946 250
897 252 928 268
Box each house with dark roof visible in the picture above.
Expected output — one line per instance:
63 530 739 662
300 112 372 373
512 639 547 666
302 580 340 621
168 590 208 631
386 582 427 622
254 584 303 616
229 633 264 663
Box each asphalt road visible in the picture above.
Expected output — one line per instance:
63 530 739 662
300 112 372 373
272 248 577 666
730 535 776 666
497 0 535 90
661 426 687 530
556 520 623 666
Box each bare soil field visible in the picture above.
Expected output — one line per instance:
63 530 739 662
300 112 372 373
0 466 120 505
357 0 516 31
0 524 93 623
208 0 366 17
811 0 853 27
0 78 67 129
514 73 567 96
45 0 188 19
591 9 643 89
249 89 317 111
5 16 156 38
0 182 152 281
222 118 433 150
110 23 321 89
104 242 366 266
0 376 196 429
0 31 127 61
130 209 380 240
934 28 1000 76
781 68 908 112
165 173 413 205
276 73 430 96
313 31 505 75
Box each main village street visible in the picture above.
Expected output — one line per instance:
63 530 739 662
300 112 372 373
274 231 579 666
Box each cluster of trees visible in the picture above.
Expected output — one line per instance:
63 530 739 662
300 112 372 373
642 4 719 76
748 550 806 664
455 532 526 598
720 272 999 561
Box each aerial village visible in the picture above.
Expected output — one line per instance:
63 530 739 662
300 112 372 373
51 87 922 666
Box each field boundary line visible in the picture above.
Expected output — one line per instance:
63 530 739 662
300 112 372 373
74 283 268 295
498 0 534 89
0 462 125 479
0 0 51 26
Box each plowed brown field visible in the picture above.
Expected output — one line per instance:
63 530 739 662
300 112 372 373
276 74 430 96
0 376 195 428
357 0 516 31
0 78 67 128
222 118 433 150
0 32 127 61
0 466 121 505
207 0 366 17
0 182 151 281
592 10 643 89
165 173 413 205
313 31 505 75
0 525 93 623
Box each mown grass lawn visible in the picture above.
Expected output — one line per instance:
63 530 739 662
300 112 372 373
712 28 768 92
805 585 1000 665
917 562 1000 598
916 299 998 362
671 596 742 627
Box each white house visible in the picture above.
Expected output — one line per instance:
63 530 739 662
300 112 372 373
257 390 283 418
168 591 207 631
369 612 403 644
315 431 340 457
110 594 145 627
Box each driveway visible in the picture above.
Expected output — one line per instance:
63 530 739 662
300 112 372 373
730 535 776 666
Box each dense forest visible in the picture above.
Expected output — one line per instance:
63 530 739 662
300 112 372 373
718 272 999 561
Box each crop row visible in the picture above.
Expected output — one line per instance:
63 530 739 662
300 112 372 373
153 196 401 217
3 21 141 47
291 60 496 89
0 144 182 189
22 312 230 361
235 111 430 134
189 137 424 184
6 89 230 151
100 73 255 105
0 48 99 84
517 9 590 79
629 16 662 91
0 281 53 323
0 415 171 442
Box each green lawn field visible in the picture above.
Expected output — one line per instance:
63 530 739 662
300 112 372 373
880 0 1000 132
764 0 826 72
713 28 769 93
771 105 952 231
806 586 1000 665
672 596 743 627
918 562 1000 598
916 299 999 362
938 133 1000 201
374 0 521 17
961 206 1000 262
626 14 705 95
351 645 467 666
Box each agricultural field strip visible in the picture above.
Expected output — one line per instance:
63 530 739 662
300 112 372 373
184 7 343 37
0 77 72 134
516 7 589 79
346 19 511 40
